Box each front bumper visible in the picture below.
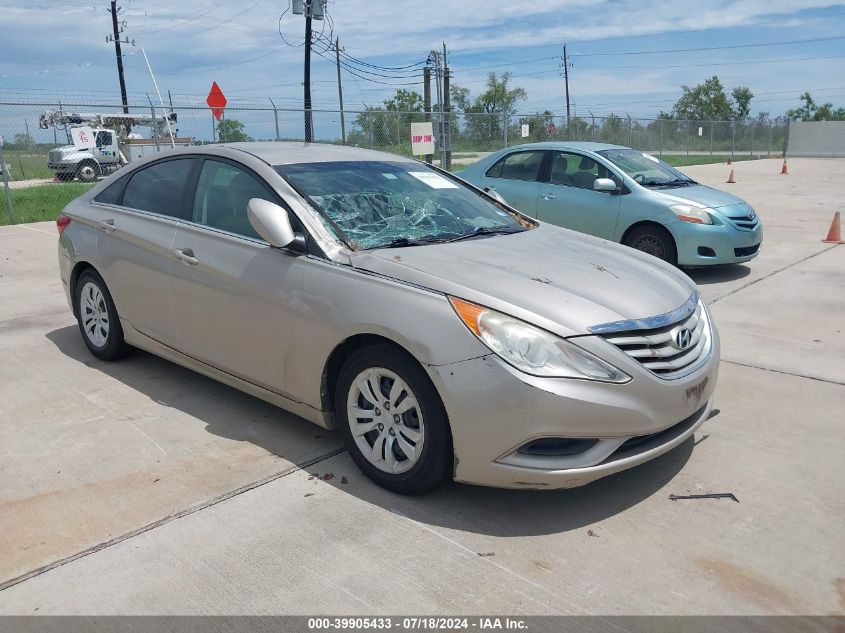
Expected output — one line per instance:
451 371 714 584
671 219 763 266
426 329 720 490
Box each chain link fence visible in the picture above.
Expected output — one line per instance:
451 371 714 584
0 99 790 184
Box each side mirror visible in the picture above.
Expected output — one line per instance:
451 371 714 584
594 178 618 193
484 187 507 204
247 198 297 248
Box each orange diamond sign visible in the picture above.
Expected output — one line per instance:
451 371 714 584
206 81 227 120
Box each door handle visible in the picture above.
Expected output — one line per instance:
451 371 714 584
173 248 198 266
99 219 116 233
540 192 556 200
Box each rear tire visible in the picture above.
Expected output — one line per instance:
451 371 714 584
623 224 677 265
75 270 132 361
76 161 100 183
335 344 453 495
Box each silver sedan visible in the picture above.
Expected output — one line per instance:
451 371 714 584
57 143 719 493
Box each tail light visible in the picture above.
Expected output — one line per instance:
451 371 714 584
56 214 71 235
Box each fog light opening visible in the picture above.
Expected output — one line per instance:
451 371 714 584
517 438 599 457
697 246 716 257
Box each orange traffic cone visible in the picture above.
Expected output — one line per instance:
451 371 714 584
780 160 788 175
726 169 736 183
822 211 844 244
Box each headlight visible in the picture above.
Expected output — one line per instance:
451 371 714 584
449 297 631 383
670 204 713 224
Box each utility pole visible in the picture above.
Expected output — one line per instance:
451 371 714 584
429 50 445 168
108 0 130 114
303 13 313 142
335 37 346 144
442 42 451 171
292 0 324 142
423 66 432 164
562 44 571 138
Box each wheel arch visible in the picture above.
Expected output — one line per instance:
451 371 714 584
621 219 678 248
68 260 99 318
320 333 430 424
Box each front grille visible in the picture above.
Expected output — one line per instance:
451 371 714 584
734 243 761 257
726 214 759 231
598 300 712 379
48 150 63 163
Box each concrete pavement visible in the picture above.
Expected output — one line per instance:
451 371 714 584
0 158 842 615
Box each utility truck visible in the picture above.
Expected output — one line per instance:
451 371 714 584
39 110 192 182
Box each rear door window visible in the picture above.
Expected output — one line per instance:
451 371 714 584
93 173 130 204
485 151 545 182
121 158 195 218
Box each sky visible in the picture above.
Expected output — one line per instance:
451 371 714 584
1 0 845 122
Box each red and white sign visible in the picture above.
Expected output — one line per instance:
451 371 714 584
71 126 95 150
547 122 557 136
206 81 227 121
410 122 435 156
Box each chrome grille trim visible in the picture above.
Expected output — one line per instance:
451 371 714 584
596 297 712 379
587 291 698 335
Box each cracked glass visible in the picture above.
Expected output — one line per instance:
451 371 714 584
276 161 527 250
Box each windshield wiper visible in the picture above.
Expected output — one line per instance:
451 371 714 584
659 178 696 187
378 236 448 249
441 226 523 243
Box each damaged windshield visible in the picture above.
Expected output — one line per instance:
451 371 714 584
275 161 528 250
597 149 696 187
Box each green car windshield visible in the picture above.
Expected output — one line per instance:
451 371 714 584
276 161 526 250
598 149 695 187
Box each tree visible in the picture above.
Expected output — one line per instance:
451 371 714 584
13 132 34 149
347 89 425 148
671 76 753 121
216 118 251 142
786 92 845 121
383 89 423 113
518 110 555 142
450 72 528 146
731 87 754 121
472 72 527 115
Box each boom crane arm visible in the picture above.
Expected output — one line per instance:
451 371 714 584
38 110 177 140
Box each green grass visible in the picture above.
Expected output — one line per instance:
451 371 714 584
1 149 56 181
658 154 757 167
1 183 94 226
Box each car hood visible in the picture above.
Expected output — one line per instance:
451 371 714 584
650 183 748 210
350 224 696 338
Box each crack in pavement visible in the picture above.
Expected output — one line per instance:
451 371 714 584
708 244 840 305
0 447 347 593
720 359 844 386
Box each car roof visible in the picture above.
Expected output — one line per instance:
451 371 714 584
503 141 628 152
216 142 419 165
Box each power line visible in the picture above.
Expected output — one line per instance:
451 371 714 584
569 35 845 57
576 54 845 69
132 0 228 35
313 49 423 86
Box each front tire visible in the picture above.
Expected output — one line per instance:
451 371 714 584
335 344 453 494
623 224 677 265
76 161 100 183
75 270 132 361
